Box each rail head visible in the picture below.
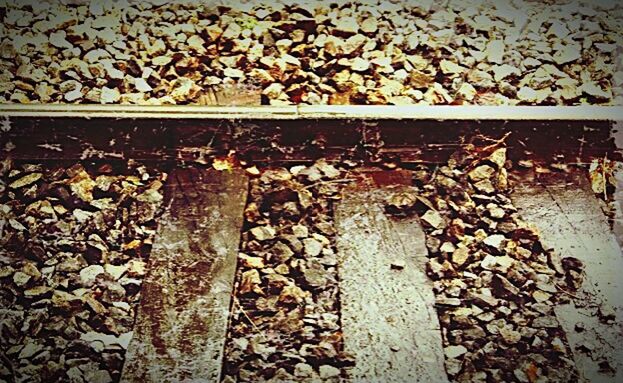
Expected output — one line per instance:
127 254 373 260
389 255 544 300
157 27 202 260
0 105 622 121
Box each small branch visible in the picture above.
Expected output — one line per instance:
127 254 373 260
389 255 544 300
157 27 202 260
554 282 582 300
233 297 266 341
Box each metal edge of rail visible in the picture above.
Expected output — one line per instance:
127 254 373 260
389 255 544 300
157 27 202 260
0 104 622 121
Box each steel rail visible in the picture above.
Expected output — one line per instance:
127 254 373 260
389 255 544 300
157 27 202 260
0 105 622 120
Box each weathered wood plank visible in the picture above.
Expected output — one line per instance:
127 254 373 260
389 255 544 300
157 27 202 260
511 170 623 383
335 182 449 383
121 168 248 383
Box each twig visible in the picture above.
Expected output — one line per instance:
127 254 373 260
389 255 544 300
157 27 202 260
233 297 266 340
479 131 512 152
554 282 582 300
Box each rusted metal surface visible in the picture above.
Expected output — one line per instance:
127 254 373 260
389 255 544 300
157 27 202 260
335 179 448 383
0 116 618 165
511 170 623 383
121 168 248 383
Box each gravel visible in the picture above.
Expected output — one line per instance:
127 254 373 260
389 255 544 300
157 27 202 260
0 0 621 105
405 144 585 382
0 158 166 383
221 160 350 382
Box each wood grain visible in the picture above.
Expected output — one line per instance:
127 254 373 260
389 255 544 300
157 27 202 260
121 168 248 383
512 170 623 383
335 182 449 383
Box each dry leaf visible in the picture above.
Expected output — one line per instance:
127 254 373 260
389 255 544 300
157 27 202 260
213 153 238 172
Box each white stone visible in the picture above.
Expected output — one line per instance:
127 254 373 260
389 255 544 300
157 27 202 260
80 265 105 286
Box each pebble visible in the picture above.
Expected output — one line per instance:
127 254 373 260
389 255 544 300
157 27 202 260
319 365 340 379
421 209 445 229
303 238 323 257
250 225 276 241
9 173 42 189
483 234 506 251
468 165 495 182
80 265 105 287
445 345 468 359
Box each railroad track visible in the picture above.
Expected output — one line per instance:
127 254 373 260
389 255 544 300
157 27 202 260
1 105 623 383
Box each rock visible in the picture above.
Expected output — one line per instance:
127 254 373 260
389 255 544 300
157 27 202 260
582 82 611 99
486 40 505 64
303 238 323 257
452 247 470 267
187 35 205 52
134 78 152 92
278 283 307 305
319 365 340 379
100 87 121 104
343 34 366 55
491 64 521 82
80 265 105 287
491 274 520 299
421 209 445 229
361 17 378 33
250 226 276 241
292 224 309 238
333 17 359 34
351 57 370 72
271 241 294 263
499 326 521 344
80 331 133 349
13 271 31 286
303 259 330 287
483 234 506 252
440 242 456 253
68 169 96 202
84 368 113 383
0 266 14 278
126 259 147 277
239 269 262 295
152 56 172 66
24 286 52 297
553 45 581 65
386 191 417 214
436 297 461 306
468 165 495 182
294 363 314 378
532 290 551 303
18 341 43 359
104 264 127 280
517 87 539 102
9 173 42 189
445 345 468 359
532 315 559 328
473 179 495 194
170 77 200 101
49 30 73 50
488 148 506 168
487 204 505 219
440 60 465 75
457 83 477 101
223 67 245 79
222 23 241 40
262 83 285 99
239 253 265 268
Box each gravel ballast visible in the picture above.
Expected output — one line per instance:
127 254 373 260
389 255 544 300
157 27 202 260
0 0 621 105
0 158 166 383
